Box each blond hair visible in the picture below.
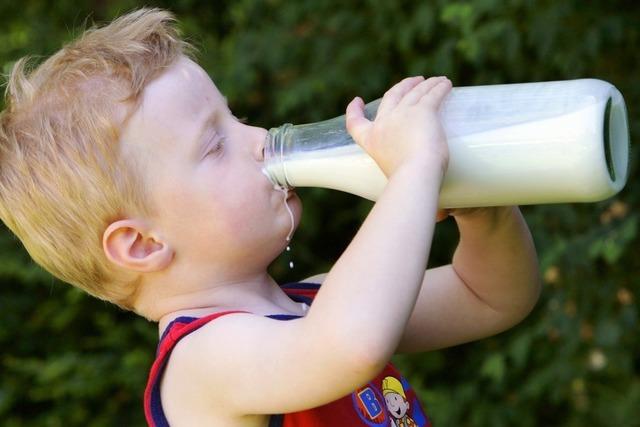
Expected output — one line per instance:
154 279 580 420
0 8 196 311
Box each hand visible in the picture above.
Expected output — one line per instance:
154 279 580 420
345 75 452 179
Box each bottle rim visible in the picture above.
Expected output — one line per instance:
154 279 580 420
264 124 294 189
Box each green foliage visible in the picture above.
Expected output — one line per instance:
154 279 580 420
1 0 638 425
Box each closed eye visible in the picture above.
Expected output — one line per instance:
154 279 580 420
205 134 225 156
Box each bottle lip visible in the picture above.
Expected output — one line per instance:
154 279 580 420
264 124 294 189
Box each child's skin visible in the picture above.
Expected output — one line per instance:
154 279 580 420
103 55 541 426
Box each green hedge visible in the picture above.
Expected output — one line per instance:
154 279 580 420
1 1 638 425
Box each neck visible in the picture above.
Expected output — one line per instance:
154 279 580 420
138 270 304 325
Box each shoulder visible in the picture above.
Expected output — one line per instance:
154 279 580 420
159 311 255 389
165 311 259 375
163 311 307 385
160 310 353 417
159 312 296 418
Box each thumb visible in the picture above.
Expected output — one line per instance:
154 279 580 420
345 96 371 146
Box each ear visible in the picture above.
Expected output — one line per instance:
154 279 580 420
102 219 174 273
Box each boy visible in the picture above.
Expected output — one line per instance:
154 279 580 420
0 8 542 427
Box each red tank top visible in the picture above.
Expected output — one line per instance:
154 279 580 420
144 282 431 426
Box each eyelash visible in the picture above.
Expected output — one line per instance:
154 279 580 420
206 134 225 156
204 115 246 157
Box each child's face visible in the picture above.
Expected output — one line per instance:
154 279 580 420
120 56 302 275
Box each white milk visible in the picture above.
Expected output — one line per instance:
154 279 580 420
279 145 386 202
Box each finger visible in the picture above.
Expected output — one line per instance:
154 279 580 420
419 78 453 109
377 76 424 117
435 209 450 222
399 76 448 106
345 96 372 145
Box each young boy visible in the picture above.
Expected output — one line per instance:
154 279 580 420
0 8 542 427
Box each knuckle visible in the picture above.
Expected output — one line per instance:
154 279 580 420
345 117 353 129
420 93 438 104
402 76 420 83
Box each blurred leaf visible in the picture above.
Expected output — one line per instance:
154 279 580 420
480 352 506 384
1 1 639 425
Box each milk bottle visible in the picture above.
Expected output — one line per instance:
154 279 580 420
262 79 630 208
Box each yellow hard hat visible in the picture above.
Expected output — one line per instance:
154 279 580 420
382 376 406 399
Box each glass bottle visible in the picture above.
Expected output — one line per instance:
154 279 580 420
263 79 629 208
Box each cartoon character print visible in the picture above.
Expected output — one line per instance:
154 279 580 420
382 376 418 427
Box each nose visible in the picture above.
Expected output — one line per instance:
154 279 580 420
251 125 268 163
248 125 278 189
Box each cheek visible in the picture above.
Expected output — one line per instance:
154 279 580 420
154 172 224 238
213 182 266 236
188 162 272 244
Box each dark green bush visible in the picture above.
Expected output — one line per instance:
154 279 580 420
1 1 638 425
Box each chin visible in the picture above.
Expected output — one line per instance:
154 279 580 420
293 196 303 217
287 191 302 209
287 189 300 201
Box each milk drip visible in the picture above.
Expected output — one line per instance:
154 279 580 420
262 167 296 269
263 79 630 208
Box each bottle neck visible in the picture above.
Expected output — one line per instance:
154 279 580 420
263 123 294 189
262 99 381 192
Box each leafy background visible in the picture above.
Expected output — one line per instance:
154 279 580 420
1 0 638 425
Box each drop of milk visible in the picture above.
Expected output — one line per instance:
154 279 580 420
286 246 294 269
262 167 296 269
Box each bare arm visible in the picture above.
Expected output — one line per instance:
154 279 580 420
397 206 542 353
301 207 542 354
451 206 541 319
309 75 452 364
308 159 444 361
